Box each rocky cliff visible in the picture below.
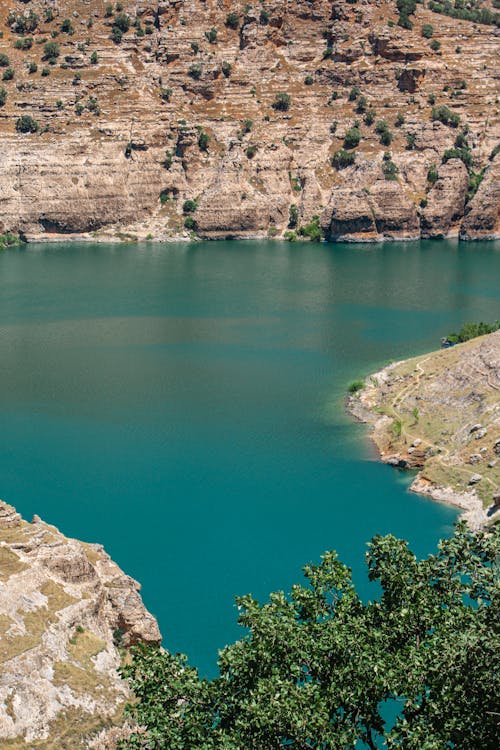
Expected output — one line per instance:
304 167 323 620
0 500 160 748
0 0 498 243
349 330 500 528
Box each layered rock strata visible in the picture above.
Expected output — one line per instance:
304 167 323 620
0 0 497 243
0 500 160 747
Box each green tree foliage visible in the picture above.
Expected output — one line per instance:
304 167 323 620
344 126 361 149
332 149 356 169
16 114 39 133
431 104 460 127
447 320 500 344
43 41 60 61
225 12 239 30
272 92 291 111
119 523 499 749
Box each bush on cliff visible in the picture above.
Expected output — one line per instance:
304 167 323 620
16 114 39 133
119 523 500 750
272 92 291 111
447 320 500 344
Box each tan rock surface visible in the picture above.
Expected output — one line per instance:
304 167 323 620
0 500 160 747
348 330 500 528
0 0 497 242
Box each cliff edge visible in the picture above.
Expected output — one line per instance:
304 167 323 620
0 500 161 748
349 330 500 528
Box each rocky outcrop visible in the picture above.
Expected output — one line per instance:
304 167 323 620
421 159 470 238
348 331 500 528
0 0 497 242
0 500 160 747
460 155 500 240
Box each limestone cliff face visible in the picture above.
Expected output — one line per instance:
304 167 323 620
0 500 160 748
0 0 498 242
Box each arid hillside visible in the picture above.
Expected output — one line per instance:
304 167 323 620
0 0 498 242
349 330 500 528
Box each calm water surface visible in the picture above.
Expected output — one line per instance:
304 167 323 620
0 239 499 675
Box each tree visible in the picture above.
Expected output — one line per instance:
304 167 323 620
272 92 291 111
119 523 499 749
43 41 60 61
16 115 39 133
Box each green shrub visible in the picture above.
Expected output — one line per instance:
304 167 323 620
382 153 399 180
364 109 375 126
431 105 460 127
422 23 434 38
355 95 367 113
2 68 14 81
427 164 439 184
205 28 217 43
60 18 74 34
114 13 130 32
189 63 202 80
0 87 6 106
111 26 123 43
348 380 365 394
447 321 499 344
304 75 314 86
395 113 405 127
288 204 298 229
406 132 416 149
184 215 196 230
15 37 33 51
430 39 441 51
259 9 270 25
344 126 361 149
332 149 356 169
90 51 98 64
183 199 197 214
0 53 10 67
16 114 39 133
43 41 60 61
198 130 209 151
226 12 239 29
41 66 50 77
272 92 291 111
0 232 20 249
348 86 360 101
297 216 322 242
246 145 257 159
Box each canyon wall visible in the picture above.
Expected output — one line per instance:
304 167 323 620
0 0 498 243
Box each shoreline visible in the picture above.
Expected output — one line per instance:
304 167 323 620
347 338 500 529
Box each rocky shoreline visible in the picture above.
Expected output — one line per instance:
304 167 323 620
0 500 160 748
348 331 500 529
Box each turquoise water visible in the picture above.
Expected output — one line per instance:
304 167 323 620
0 239 499 676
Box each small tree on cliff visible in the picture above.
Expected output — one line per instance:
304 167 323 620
118 522 499 749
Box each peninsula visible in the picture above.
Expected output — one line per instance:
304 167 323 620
349 329 500 528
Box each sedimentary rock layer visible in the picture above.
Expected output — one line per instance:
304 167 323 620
0 500 160 747
0 0 498 242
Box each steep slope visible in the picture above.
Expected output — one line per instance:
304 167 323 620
0 500 160 748
0 0 498 242
349 330 500 528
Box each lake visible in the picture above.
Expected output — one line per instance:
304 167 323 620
0 238 498 676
